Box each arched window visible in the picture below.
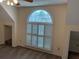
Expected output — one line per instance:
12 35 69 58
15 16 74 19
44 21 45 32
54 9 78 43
29 10 52 23
26 10 53 50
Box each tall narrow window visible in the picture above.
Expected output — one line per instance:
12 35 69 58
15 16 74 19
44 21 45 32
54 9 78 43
26 10 53 50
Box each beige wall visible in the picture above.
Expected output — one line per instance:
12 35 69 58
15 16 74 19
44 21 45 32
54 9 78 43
64 0 79 59
17 4 79 59
66 0 79 25
0 23 4 44
17 4 67 59
0 5 13 44
0 4 18 47
0 20 13 45
63 25 79 59
0 3 18 22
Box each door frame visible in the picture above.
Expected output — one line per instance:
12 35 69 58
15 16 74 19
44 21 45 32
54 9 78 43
4 25 12 46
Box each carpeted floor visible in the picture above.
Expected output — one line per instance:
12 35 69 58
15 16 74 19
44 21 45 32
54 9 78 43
0 45 61 59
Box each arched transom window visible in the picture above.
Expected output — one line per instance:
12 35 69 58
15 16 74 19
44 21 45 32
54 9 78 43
26 10 53 50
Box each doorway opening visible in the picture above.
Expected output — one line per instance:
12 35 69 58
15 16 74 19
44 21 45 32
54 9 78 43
68 31 79 59
4 25 12 46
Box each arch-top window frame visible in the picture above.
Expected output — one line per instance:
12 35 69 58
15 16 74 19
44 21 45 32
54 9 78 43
26 10 53 51
28 10 53 24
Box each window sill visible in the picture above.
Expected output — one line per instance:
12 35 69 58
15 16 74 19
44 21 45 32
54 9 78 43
25 45 53 54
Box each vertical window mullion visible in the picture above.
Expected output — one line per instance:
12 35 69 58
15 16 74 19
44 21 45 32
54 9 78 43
43 24 46 48
37 24 39 47
31 24 33 45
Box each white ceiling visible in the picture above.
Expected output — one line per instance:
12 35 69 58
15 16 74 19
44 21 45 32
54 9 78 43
18 0 68 7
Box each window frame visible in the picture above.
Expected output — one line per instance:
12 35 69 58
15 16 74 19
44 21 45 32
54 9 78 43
26 10 53 53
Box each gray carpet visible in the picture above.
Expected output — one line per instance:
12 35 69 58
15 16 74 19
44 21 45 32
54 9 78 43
0 45 61 59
